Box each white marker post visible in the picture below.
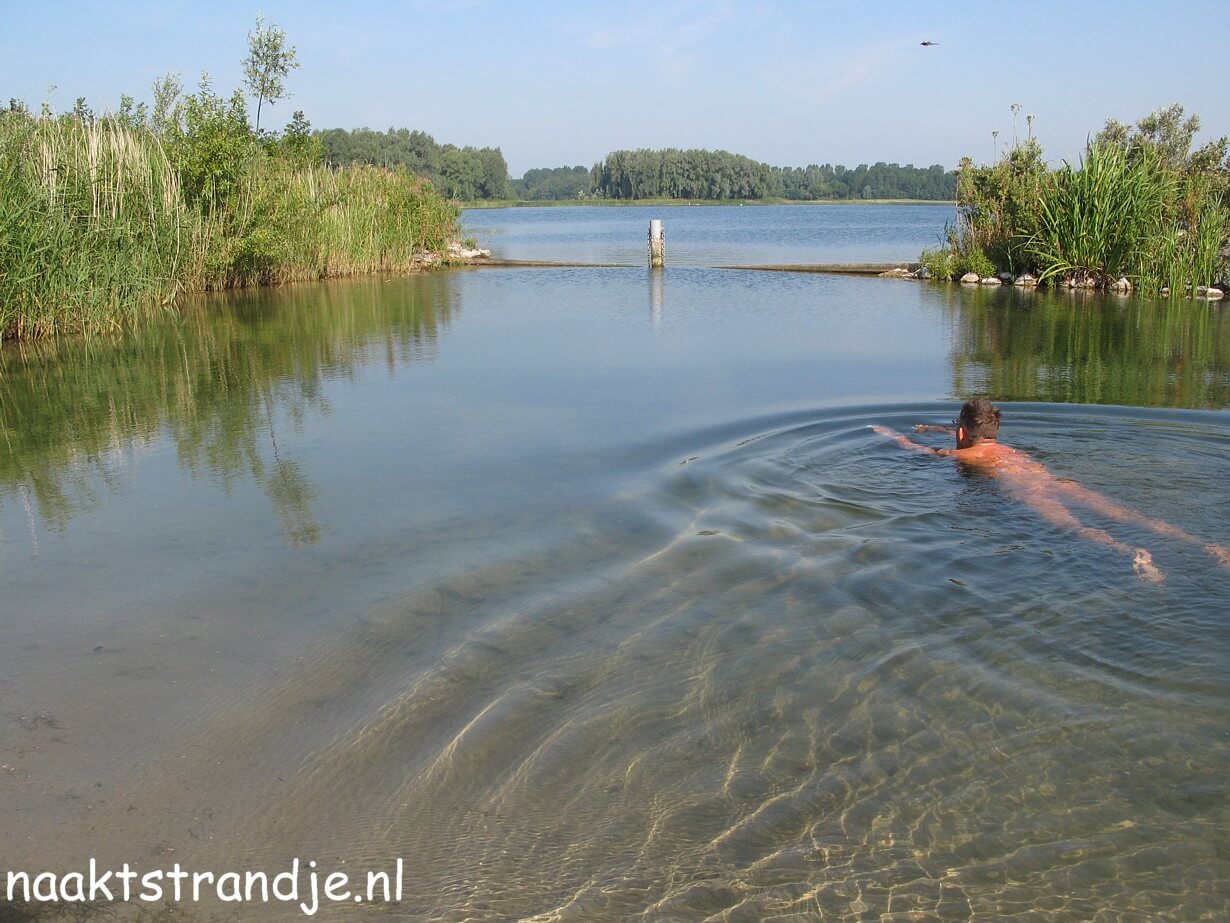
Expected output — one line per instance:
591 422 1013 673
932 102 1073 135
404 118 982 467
648 219 665 268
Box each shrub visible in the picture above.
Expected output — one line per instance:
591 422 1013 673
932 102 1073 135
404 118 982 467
0 109 459 339
956 248 996 280
926 104 1230 294
1028 143 1171 287
920 247 956 281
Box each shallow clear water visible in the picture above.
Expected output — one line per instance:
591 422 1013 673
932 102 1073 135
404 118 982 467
2 212 1229 920
461 203 951 266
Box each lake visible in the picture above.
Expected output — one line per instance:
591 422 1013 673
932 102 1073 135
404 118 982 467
1 205 1228 920
462 202 951 265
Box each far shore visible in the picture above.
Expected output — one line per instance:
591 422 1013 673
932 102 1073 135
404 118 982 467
461 198 955 209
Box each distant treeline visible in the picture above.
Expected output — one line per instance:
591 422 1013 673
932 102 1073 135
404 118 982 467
590 149 955 201
317 127 511 201
511 165 591 200
772 162 955 201
316 129 955 202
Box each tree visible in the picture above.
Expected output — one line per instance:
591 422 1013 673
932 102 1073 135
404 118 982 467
165 74 254 212
1097 104 1229 181
438 148 483 200
281 110 322 167
511 166 590 200
151 72 183 136
242 13 299 133
586 148 953 201
475 147 511 199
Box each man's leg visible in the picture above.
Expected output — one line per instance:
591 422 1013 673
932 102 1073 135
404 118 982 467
1055 480 1230 568
1020 492 1163 583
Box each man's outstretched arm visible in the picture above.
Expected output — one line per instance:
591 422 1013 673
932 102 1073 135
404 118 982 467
913 424 955 434
870 425 942 455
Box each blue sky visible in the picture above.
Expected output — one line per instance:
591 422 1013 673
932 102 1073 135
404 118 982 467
3 1 1226 176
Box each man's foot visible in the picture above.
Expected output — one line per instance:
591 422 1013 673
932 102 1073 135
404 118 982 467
1204 543 1230 569
1134 548 1164 583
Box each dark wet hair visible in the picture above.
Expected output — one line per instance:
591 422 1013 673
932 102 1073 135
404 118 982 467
958 399 1001 441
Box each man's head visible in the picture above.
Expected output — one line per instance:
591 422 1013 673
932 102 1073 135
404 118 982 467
956 399 1001 448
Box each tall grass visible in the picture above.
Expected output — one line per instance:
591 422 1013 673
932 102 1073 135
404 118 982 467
1150 175 1230 294
1028 143 1173 287
0 113 459 340
0 115 184 339
932 109 1230 293
188 160 459 290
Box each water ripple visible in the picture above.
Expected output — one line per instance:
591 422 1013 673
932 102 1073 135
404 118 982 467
15 403 1229 920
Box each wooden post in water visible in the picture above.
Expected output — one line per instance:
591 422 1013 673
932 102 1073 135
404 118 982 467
648 219 665 268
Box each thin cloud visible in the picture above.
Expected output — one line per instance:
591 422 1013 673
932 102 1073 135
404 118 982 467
583 0 735 66
408 0 497 11
764 33 923 104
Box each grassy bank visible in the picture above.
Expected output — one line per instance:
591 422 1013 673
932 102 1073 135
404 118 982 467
921 105 1229 294
0 111 457 341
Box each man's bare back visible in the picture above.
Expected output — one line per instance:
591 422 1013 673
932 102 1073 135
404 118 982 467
872 401 1230 583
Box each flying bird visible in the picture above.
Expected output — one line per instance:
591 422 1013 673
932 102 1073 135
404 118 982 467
921 41 939 46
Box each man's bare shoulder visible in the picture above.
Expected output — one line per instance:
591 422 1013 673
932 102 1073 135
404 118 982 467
946 441 1040 471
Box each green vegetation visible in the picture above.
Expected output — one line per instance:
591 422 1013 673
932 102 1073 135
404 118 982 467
242 13 299 134
319 136 956 204
0 113 183 340
589 149 956 201
0 18 459 341
920 247 956 281
927 104 1229 293
511 165 592 200
771 161 955 201
317 127 511 201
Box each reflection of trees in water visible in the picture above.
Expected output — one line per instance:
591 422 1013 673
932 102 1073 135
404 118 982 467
265 460 320 548
942 286 1230 408
0 274 459 544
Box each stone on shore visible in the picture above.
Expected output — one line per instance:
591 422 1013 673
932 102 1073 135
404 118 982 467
447 241 493 260
1063 274 1097 289
1110 277 1132 293
960 272 980 284
1014 273 1037 286
980 276 1002 285
1207 288 1225 300
878 267 916 278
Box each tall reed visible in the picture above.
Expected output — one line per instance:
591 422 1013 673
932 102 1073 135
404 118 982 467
189 161 458 290
933 110 1230 293
1148 176 1229 295
1028 143 1173 287
0 115 184 339
1 114 460 340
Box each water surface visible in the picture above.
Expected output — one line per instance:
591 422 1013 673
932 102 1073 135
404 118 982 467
461 203 950 266
2 215 1229 920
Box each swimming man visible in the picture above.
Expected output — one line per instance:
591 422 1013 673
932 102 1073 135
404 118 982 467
872 399 1230 583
